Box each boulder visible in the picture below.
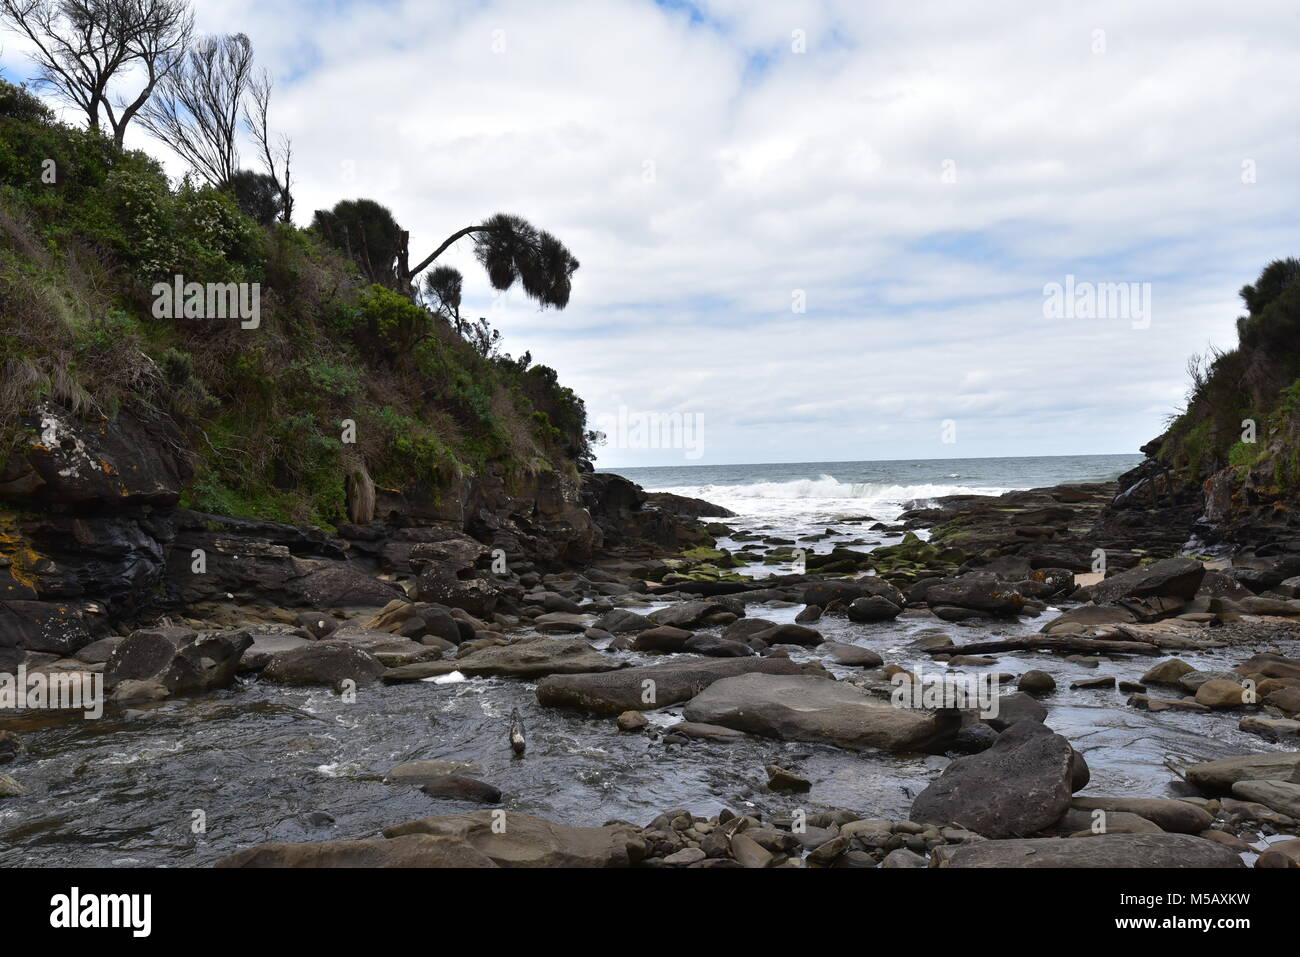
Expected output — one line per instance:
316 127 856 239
1070 797 1213 834
383 811 640 867
683 673 958 752
1230 780 1300 819
631 626 694 653
420 776 502 804
216 834 498 868
384 637 623 681
747 623 823 647
909 720 1077 838
1087 558 1205 604
1185 753 1300 795
682 634 754 657
105 627 252 695
822 643 884 667
261 641 386 687
941 833 1243 868
1141 658 1195 685
1195 679 1245 709
847 595 904 623
536 657 808 714
927 574 1025 617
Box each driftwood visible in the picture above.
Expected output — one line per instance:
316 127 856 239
925 635 1160 656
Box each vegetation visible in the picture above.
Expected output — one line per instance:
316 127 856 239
1159 258 1300 491
0 76 591 531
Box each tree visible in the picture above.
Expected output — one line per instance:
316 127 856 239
0 0 193 147
139 32 254 188
224 168 282 226
401 212 579 310
311 198 405 286
423 264 463 331
245 68 292 222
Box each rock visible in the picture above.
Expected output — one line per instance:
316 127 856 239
72 636 124 664
747 623 823 647
105 627 252 695
617 711 648 732
0 731 19 764
1256 838 1300 868
386 637 623 681
1141 658 1195 685
1127 693 1208 713
1195 679 1245 709
1240 716 1300 740
983 691 1048 731
1070 797 1213 834
663 847 706 866
807 836 850 865
767 765 811 792
927 573 1026 617
953 722 999 754
847 595 903 622
631 626 694 653
0 774 23 798
1087 558 1206 604
682 634 754 657
822 642 883 667
1185 753 1300 794
420 776 502 804
531 612 594 634
294 612 339 639
683 673 958 752
239 633 312 671
665 722 746 742
383 811 641 867
802 579 901 609
1230 780 1300 818
1235 653 1300 681
729 832 773 868
941 833 1243 868
1018 670 1056 695
261 641 386 687
1070 676 1116 690
795 605 822 623
1043 605 1137 634
1177 670 1238 694
1059 808 1164 836
536 657 808 714
592 608 654 634
648 601 730 630
1265 687 1300 714
216 833 499 867
909 720 1077 838
948 655 1000 667
881 848 929 868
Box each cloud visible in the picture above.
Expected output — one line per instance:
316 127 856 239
6 0 1297 467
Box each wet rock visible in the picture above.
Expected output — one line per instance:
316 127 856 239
536 657 808 714
822 643 883 667
105 627 252 695
795 605 823 623
617 711 648 732
420 776 502 804
384 810 642 867
532 612 594 634
983 691 1048 731
385 637 623 681
294 612 339 639
941 833 1243 868
730 833 773 868
665 721 746 742
747 623 822 647
385 760 481 784
1240 715 1300 740
0 731 20 764
683 634 754 657
631 626 694 653
0 774 25 798
238 632 312 671
881 848 929 868
847 595 903 623
766 765 811 792
1185 753 1300 794
216 833 499 868
1070 797 1213 834
1195 679 1245 709
1230 780 1300 818
109 679 169 704
72 636 124 664
648 601 733 630
909 720 1077 838
684 673 958 752
1087 558 1206 604
927 573 1026 617
261 641 386 687
592 608 654 634
1071 675 1116 690
1018 670 1056 695
1256 838 1300 868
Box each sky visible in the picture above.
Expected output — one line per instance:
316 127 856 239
3 0 1298 468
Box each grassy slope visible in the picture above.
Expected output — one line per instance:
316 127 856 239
0 81 589 531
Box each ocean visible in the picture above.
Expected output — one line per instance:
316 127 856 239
605 454 1143 551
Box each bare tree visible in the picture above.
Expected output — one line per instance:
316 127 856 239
246 69 292 221
0 0 193 147
139 32 254 187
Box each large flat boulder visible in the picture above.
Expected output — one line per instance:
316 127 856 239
105 627 252 695
536 657 808 714
1185 752 1300 795
261 641 386 686
682 673 958 753
384 636 622 682
909 720 1077 837
1230 780 1300 818
215 834 497 868
383 811 639 867
1088 557 1205 604
941 833 1244 868
1070 796 1213 834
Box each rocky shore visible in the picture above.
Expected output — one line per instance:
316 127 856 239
3 427 1300 868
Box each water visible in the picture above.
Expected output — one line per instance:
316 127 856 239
2 452 1286 867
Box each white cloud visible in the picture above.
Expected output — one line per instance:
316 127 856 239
7 0 1297 467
